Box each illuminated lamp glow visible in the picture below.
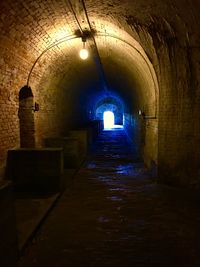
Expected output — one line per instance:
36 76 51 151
79 48 89 60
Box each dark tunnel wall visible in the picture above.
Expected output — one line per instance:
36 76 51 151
0 0 199 187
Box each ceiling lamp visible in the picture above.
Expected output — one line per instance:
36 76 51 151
79 38 89 60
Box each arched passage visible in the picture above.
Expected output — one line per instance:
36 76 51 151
25 26 159 168
0 2 200 267
0 0 198 186
95 96 124 126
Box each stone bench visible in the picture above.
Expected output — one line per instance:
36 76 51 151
6 148 63 193
44 137 81 168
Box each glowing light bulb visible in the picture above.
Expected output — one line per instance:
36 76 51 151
79 48 89 60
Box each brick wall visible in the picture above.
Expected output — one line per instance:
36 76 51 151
125 14 200 185
157 42 200 186
0 0 82 172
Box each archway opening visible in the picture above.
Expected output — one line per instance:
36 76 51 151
103 111 115 129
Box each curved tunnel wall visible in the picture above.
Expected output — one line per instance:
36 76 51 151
0 0 199 187
46 34 158 165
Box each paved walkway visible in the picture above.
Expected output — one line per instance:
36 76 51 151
18 129 200 267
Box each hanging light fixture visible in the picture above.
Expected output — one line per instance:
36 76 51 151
79 37 89 60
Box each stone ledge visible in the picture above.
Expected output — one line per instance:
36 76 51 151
0 181 18 267
6 148 64 193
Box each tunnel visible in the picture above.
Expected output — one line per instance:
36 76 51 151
0 0 200 266
0 0 199 184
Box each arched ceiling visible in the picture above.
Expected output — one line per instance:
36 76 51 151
30 31 158 113
1 0 199 52
0 0 199 113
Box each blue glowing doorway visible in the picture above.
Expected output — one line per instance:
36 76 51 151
103 111 115 129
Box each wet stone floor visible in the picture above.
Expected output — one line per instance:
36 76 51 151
18 129 200 267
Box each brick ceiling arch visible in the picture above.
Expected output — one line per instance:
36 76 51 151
0 0 199 103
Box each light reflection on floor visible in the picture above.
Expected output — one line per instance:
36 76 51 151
17 128 200 267
104 124 124 131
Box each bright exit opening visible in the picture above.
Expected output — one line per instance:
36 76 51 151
104 111 115 129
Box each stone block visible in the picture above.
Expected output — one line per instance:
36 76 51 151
0 181 18 267
87 121 99 144
6 148 64 193
69 130 88 158
44 137 81 168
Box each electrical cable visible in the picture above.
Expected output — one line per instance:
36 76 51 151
27 35 79 86
80 0 110 94
96 32 158 118
66 0 84 35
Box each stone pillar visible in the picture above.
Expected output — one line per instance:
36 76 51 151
18 86 35 147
